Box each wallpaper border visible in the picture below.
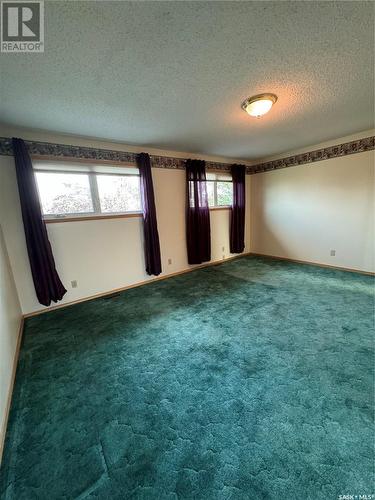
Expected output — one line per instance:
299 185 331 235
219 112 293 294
0 137 236 172
0 135 374 174
250 135 375 174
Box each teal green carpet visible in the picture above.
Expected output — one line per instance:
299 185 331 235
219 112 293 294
1 257 374 499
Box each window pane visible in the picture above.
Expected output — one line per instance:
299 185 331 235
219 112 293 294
206 172 216 181
217 173 232 181
206 181 215 207
217 181 233 206
35 172 93 215
97 175 141 213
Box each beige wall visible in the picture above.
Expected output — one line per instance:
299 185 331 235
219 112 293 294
250 149 374 272
0 224 22 460
0 131 251 315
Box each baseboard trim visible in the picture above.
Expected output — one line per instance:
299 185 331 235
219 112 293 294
249 252 375 276
23 252 252 318
0 317 24 465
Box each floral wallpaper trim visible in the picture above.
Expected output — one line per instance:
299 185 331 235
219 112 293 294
249 136 375 174
0 135 373 175
0 137 237 172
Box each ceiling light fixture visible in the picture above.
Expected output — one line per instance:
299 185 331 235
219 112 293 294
241 93 277 118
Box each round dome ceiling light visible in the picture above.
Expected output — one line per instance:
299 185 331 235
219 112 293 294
241 93 278 118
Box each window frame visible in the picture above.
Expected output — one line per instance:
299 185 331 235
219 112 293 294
33 162 143 221
206 172 233 209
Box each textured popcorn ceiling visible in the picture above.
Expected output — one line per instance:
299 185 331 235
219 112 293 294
0 1 374 160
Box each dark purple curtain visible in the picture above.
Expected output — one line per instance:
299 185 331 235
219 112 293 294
137 153 162 276
230 164 246 254
186 159 211 264
12 138 67 306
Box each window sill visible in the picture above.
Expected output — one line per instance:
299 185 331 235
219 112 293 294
44 207 230 223
44 213 142 223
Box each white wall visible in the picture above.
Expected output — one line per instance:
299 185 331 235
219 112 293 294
0 223 22 459
250 148 374 272
0 131 252 315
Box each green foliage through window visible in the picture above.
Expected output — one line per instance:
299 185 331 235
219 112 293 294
34 163 141 218
206 172 233 207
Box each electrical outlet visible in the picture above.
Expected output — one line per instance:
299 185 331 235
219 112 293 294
71 280 78 288
330 250 336 257
168 258 172 265
222 246 225 252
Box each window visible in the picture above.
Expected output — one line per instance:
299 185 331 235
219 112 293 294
96 175 141 213
206 172 233 208
34 161 141 219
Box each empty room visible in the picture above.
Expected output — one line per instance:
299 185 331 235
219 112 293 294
0 1 374 499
